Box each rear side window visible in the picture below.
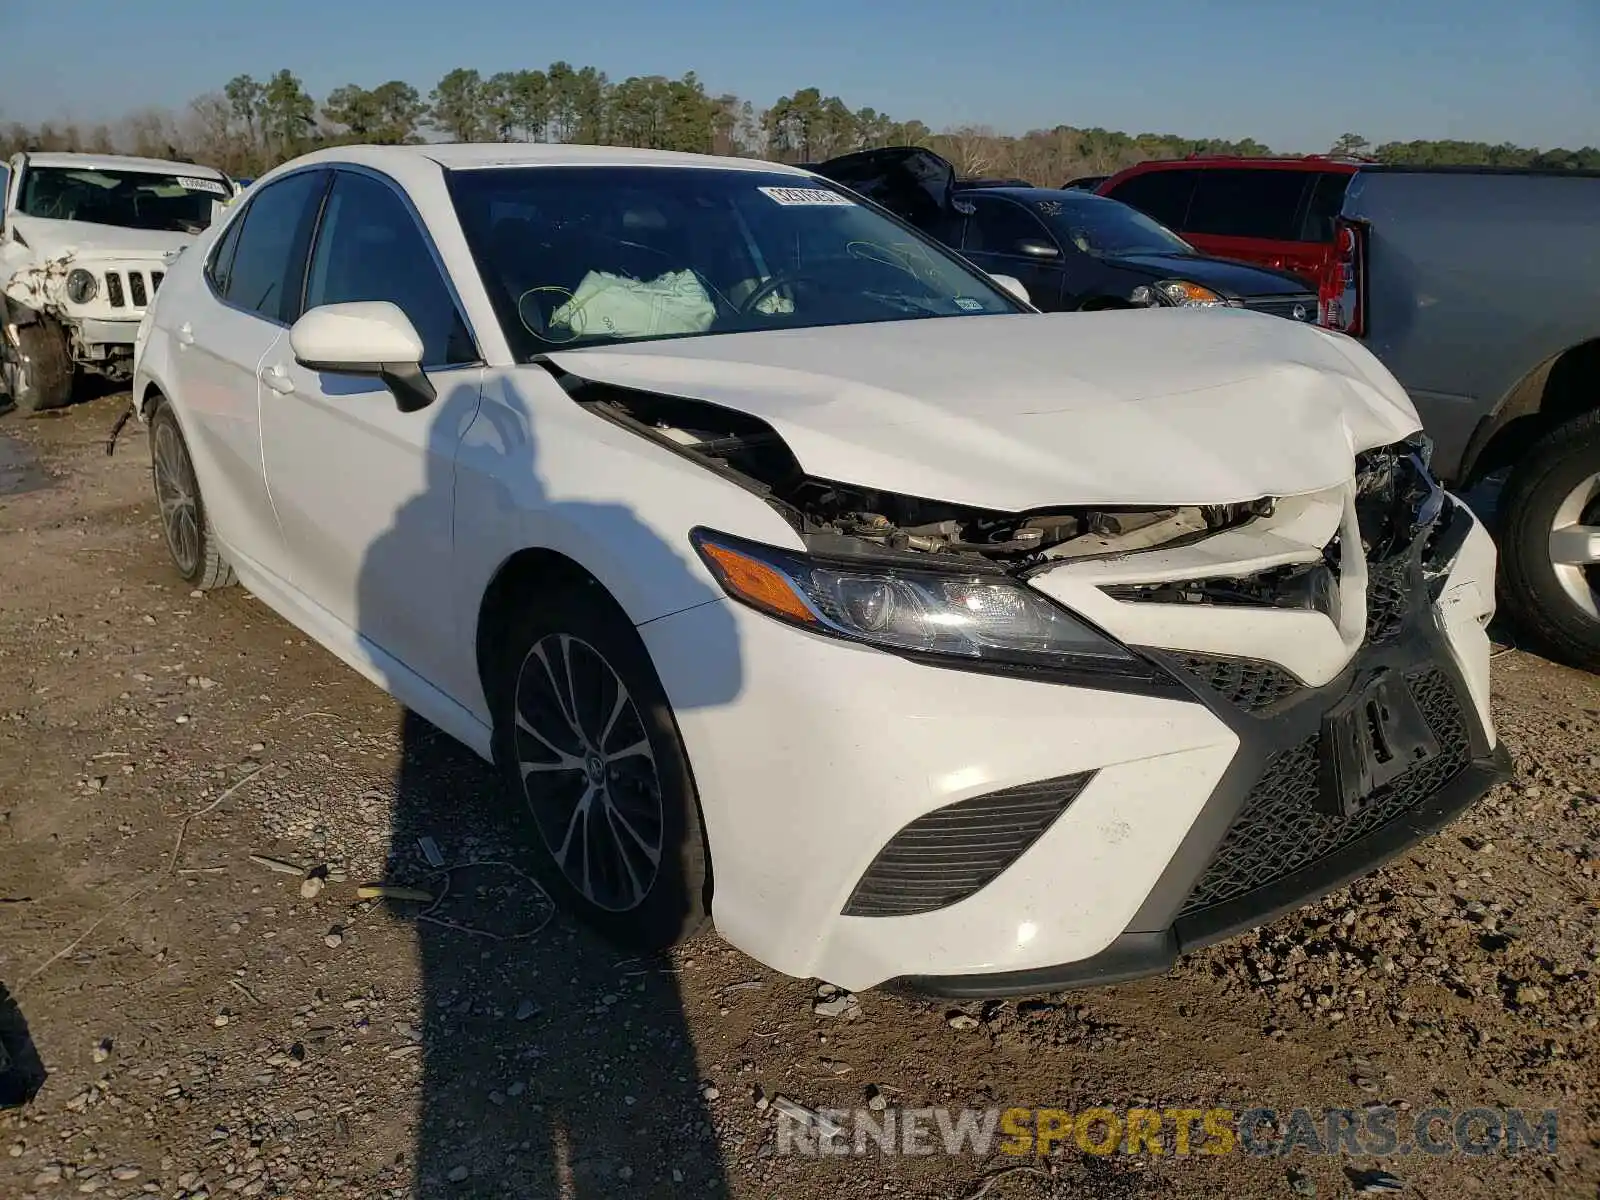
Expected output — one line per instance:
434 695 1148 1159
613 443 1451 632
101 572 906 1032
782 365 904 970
1299 171 1352 242
220 170 328 323
1184 169 1310 241
1104 169 1195 230
303 171 476 367
205 210 246 296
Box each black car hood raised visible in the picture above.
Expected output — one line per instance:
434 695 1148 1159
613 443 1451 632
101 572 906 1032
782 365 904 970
1111 251 1314 297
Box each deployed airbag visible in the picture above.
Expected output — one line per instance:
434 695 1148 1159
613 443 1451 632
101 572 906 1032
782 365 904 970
551 269 717 340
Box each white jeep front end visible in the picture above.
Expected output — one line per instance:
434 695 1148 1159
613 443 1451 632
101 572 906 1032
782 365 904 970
1 152 230 413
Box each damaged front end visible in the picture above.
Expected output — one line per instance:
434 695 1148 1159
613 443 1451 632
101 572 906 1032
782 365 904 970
551 362 1476 699
555 366 1276 570
3 247 174 383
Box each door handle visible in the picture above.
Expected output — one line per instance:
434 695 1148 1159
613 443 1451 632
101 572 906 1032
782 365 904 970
262 364 295 395
176 322 195 347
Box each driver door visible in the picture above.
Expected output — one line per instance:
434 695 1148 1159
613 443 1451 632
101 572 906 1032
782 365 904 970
258 167 485 704
959 196 1070 310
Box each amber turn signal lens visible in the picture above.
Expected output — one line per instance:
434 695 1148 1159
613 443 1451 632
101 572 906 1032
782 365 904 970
699 541 818 624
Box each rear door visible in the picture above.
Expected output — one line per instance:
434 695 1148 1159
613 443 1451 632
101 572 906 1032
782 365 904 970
156 167 330 584
810 147 963 243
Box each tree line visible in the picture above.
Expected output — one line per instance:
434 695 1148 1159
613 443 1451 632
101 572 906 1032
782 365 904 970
3 64 1595 184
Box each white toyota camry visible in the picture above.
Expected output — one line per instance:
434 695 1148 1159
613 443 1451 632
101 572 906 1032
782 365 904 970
131 143 1510 996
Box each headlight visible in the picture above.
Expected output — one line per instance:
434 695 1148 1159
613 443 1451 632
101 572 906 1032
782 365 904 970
1155 279 1228 308
691 529 1153 679
66 269 98 304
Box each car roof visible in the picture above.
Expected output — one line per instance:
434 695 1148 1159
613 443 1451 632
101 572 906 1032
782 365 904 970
955 185 1118 204
1112 156 1363 173
285 142 814 175
21 151 228 177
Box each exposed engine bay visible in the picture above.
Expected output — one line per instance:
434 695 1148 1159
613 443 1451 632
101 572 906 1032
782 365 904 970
553 369 1277 569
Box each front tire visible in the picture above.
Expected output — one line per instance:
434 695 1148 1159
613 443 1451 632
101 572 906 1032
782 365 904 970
1497 410 1600 672
488 582 710 951
148 402 235 590
2 320 75 414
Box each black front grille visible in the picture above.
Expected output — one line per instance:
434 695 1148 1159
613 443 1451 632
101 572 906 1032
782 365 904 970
128 271 148 307
151 270 165 293
1172 651 1304 712
1366 556 1410 643
843 772 1094 917
1178 667 1470 918
1242 294 1316 321
105 271 125 308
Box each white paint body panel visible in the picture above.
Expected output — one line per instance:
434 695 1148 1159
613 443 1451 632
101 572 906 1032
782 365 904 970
129 144 1502 993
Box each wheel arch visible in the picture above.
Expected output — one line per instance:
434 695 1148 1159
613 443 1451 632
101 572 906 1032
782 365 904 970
1459 337 1600 486
473 547 624 694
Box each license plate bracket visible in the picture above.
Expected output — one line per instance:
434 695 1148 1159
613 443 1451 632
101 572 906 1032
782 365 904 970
1318 669 1439 819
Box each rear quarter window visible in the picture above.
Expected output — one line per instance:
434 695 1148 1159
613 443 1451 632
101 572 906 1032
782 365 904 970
1103 169 1196 230
1183 169 1311 241
1299 171 1353 242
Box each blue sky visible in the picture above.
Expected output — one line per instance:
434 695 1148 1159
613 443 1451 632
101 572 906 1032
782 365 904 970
2 0 1595 151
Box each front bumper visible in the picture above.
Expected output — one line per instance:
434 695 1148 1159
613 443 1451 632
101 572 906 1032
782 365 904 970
644 485 1507 995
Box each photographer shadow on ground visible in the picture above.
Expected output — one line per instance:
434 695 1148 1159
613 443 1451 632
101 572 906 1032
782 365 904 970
0 981 48 1110
355 380 741 1197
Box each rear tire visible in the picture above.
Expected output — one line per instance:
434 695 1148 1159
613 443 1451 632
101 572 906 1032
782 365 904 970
1 320 74 414
1497 409 1600 672
148 401 236 590
487 580 710 951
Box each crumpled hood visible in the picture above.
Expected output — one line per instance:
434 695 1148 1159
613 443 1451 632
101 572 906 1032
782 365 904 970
547 308 1423 510
6 214 197 260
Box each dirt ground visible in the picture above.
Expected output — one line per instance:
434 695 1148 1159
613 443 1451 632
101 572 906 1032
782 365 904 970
1 392 1597 1200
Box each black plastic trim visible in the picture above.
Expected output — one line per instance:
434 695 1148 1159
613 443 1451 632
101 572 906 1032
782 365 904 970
903 744 1509 999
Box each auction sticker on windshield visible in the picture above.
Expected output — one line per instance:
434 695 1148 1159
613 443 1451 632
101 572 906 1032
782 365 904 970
758 186 855 207
177 176 229 195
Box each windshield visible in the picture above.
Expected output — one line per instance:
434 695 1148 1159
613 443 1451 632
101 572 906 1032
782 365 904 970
1030 193 1195 258
447 165 1023 357
16 166 229 234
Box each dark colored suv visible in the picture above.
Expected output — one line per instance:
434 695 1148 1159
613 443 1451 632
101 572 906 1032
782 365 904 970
1096 157 1361 285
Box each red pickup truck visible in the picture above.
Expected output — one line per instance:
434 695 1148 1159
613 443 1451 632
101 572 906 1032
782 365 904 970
1095 156 1361 287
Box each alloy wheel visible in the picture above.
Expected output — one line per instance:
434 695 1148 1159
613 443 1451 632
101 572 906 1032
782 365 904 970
1548 471 1600 621
512 633 665 912
152 420 200 577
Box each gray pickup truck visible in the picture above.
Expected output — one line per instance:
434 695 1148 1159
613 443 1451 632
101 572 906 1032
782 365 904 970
1324 166 1600 671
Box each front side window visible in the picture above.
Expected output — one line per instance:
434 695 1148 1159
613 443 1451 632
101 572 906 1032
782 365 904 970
16 166 231 234
962 197 1055 255
222 170 328 323
1030 194 1196 258
304 171 476 367
447 165 1024 359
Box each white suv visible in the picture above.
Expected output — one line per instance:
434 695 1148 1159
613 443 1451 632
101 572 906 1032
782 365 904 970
1 151 233 412
131 144 1509 995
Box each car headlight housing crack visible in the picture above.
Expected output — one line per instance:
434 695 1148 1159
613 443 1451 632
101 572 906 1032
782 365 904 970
691 528 1162 683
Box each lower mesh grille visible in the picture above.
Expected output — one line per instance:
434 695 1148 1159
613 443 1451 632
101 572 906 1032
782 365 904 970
1178 667 1469 918
1172 652 1303 712
1366 556 1411 643
843 772 1094 917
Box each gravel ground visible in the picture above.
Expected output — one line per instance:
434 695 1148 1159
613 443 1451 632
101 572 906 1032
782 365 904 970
1 393 1597 1200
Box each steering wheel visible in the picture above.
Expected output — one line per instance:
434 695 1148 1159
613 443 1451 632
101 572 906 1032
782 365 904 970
737 272 827 316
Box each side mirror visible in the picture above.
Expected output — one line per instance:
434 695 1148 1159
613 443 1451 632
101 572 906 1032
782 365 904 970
289 301 436 413
989 274 1031 306
1015 238 1060 260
